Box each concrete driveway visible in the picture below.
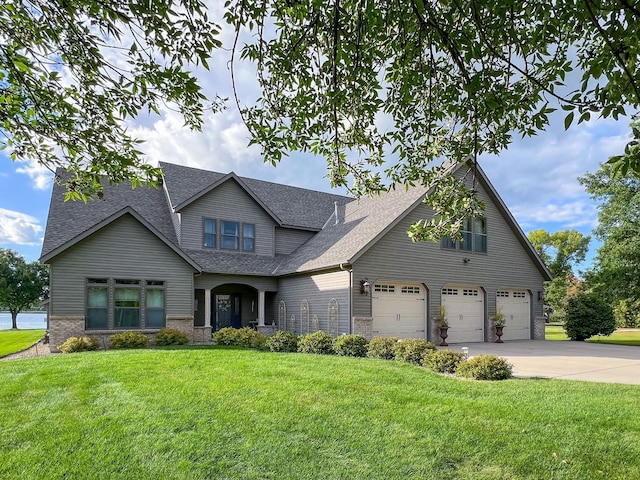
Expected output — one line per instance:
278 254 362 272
442 340 640 385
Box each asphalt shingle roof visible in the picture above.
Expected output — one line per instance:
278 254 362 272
41 170 179 260
274 185 429 274
160 162 351 230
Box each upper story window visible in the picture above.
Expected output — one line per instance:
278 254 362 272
221 221 239 250
203 219 216 248
243 224 255 252
203 218 255 252
441 217 487 253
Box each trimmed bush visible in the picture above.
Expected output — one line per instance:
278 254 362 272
266 330 299 353
214 327 266 349
423 349 465 374
564 292 616 341
456 355 513 380
109 331 148 349
394 338 436 366
155 328 190 346
367 336 398 360
298 331 335 355
58 336 100 353
334 334 368 357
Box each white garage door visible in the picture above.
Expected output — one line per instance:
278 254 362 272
372 283 426 339
496 290 531 340
441 286 484 343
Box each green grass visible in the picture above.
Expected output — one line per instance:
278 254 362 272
546 325 640 346
0 329 45 357
1 347 639 479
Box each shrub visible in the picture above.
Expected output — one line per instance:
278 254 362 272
394 338 436 366
214 327 240 346
334 334 368 357
367 336 398 360
423 349 465 374
214 327 266 349
155 328 190 346
456 355 513 380
613 299 640 328
298 331 335 355
564 292 616 341
58 336 100 353
266 330 299 353
109 331 148 349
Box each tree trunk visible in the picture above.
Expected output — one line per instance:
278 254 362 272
11 310 18 329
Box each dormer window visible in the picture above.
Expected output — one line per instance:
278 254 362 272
441 217 487 253
203 218 216 248
203 218 255 252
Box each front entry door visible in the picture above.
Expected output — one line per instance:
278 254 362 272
215 294 241 330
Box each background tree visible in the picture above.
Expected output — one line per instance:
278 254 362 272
579 160 640 323
1 0 222 200
528 228 590 322
0 249 49 329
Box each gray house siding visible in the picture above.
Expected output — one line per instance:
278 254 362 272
276 270 351 336
352 179 546 342
179 179 277 256
48 214 195 319
275 227 315 255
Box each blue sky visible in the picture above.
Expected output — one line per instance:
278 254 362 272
0 10 632 270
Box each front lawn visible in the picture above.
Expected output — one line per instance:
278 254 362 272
546 325 640 346
1 347 639 479
0 329 45 357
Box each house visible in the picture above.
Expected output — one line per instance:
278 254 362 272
40 160 551 350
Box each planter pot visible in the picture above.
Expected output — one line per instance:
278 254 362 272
495 325 504 343
438 326 449 347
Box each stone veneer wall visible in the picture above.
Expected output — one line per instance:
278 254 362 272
353 317 373 340
49 315 209 352
49 316 85 352
533 316 546 340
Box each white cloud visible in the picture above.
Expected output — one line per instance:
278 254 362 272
15 159 53 190
0 208 43 245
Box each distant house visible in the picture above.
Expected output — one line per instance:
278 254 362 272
40 161 551 350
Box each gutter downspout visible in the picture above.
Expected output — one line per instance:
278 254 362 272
340 263 353 334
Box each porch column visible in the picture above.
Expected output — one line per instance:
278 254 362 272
204 288 212 328
258 290 266 326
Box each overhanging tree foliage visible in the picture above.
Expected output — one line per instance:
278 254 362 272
3 1 640 240
0 0 222 200
0 249 49 329
226 0 640 240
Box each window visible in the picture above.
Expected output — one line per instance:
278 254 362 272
203 219 216 248
85 279 165 330
243 224 255 252
474 217 487 253
221 221 239 250
374 284 395 293
114 280 141 328
204 218 256 252
146 282 166 328
441 217 487 253
86 278 108 329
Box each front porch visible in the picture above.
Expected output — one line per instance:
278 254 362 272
194 282 278 342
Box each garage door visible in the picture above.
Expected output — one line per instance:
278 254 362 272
441 286 484 343
372 283 426 339
496 290 531 340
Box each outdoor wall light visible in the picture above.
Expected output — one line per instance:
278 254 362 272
463 257 471 264
360 279 371 296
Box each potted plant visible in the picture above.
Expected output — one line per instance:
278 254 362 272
493 307 506 343
437 305 449 346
